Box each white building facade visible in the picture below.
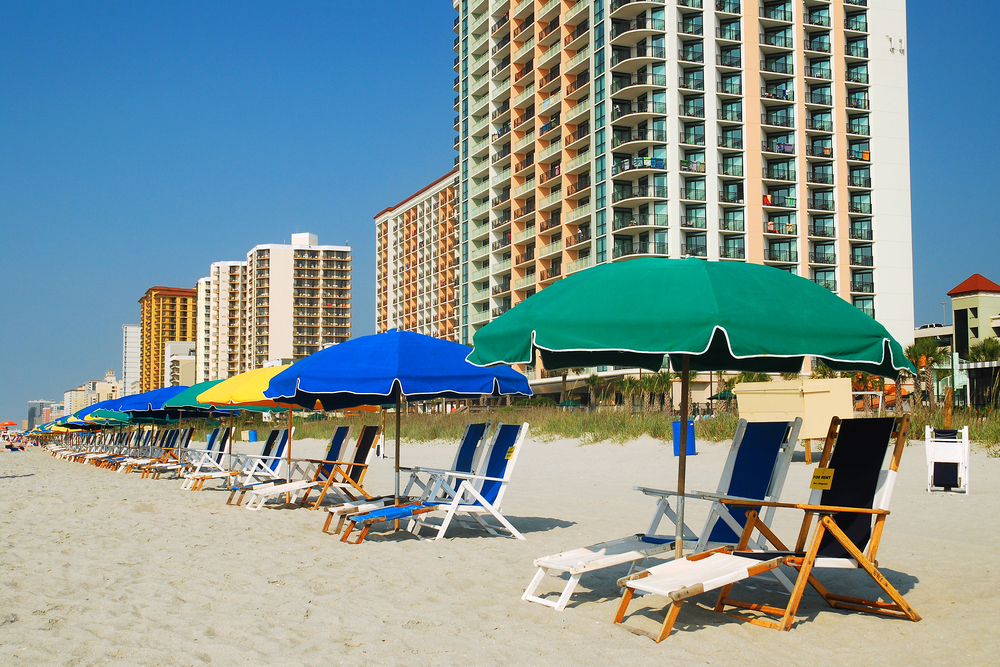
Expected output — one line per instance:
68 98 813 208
195 261 248 383
121 324 141 396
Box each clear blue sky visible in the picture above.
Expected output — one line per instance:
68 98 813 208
1 2 997 422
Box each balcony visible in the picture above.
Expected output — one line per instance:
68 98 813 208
808 91 833 106
849 174 872 188
718 81 742 95
678 21 704 36
719 245 746 259
717 52 741 68
539 17 560 41
612 185 668 203
806 144 833 158
850 227 873 240
760 33 793 49
491 305 511 318
567 72 590 95
679 159 706 173
492 14 510 35
680 216 707 229
847 148 871 161
565 229 592 248
717 27 741 41
610 17 666 40
491 192 511 207
680 102 705 118
492 282 511 296
513 201 536 218
492 237 512 251
806 118 833 132
807 198 835 212
611 73 667 94
679 76 705 91
762 114 794 128
806 14 831 27
566 176 591 196
716 1 740 13
764 218 797 234
718 135 743 149
492 213 511 228
808 224 835 238
538 66 560 88
613 241 669 259
515 248 535 265
682 187 707 202
762 87 794 101
806 41 832 54
765 248 798 263
720 218 745 232
847 70 869 84
809 251 837 265
540 163 561 183
761 60 793 75
612 213 668 231
759 6 792 21
846 43 870 58
514 153 534 172
850 254 874 267
762 141 795 155
681 244 708 257
719 163 744 177
611 156 666 176
851 281 875 294
807 65 832 80
539 265 561 281
812 278 837 291
612 128 668 149
678 48 704 64
679 130 706 146
849 201 873 214
564 20 589 46
613 100 668 121
513 106 535 129
766 166 795 181
846 17 869 32
612 45 667 67
719 191 744 204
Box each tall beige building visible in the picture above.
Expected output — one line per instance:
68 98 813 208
452 0 913 347
375 172 460 340
247 233 352 367
196 261 249 383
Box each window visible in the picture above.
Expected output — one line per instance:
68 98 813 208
970 308 978 319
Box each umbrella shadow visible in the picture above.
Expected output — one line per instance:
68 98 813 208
0 473 35 480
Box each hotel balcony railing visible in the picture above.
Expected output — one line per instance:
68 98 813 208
513 202 536 218
513 107 535 129
850 254 874 267
538 17 559 41
679 76 706 91
678 0 703 8
492 57 511 77
765 248 798 263
712 215 743 235
514 154 535 172
492 124 512 143
492 213 512 228
808 92 833 105
680 103 706 117
849 175 872 188
678 21 704 36
538 66 560 88
764 218 797 234
492 192 511 207
541 163 561 182
809 251 837 264
515 248 536 264
679 48 704 64
515 60 534 82
567 72 590 94
847 148 871 161
807 198 836 211
613 241 669 259
806 41 832 54
512 13 534 39
806 118 833 132
761 60 793 75
539 265 561 281
759 6 792 21
680 216 707 229
848 120 871 136
681 244 708 257
846 43 870 58
717 53 741 68
611 156 666 175
847 70 870 84
719 135 744 149
566 177 591 196
763 114 795 128
492 13 509 35
806 144 833 158
719 245 746 259
540 216 561 232
566 229 592 247
845 0 868 7
680 130 706 145
491 305 511 318
846 17 869 32
612 100 668 120
613 213 668 231
539 114 561 135
613 185 669 203
762 87 794 101
680 159 706 173
491 237 511 251
611 73 667 94
610 17 665 40
612 45 667 67
763 141 795 154
683 188 707 201
808 224 835 238
760 33 793 49
564 20 589 45
719 163 744 177
717 80 742 95
849 201 873 214
766 166 795 181
492 34 511 55
717 27 741 41
851 281 875 294
716 0 740 13
492 145 511 164
806 14 831 27
492 282 511 295
857 303 875 318
612 129 668 148
719 191 745 204
812 278 837 291
807 66 832 79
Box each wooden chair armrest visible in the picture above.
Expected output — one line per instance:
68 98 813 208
719 498 889 515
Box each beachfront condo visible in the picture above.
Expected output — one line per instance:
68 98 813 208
451 0 913 347
138 286 198 392
375 172 460 340
196 261 249 383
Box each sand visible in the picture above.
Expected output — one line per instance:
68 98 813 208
1 432 998 666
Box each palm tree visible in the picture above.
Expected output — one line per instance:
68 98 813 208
969 337 1000 362
585 373 603 409
618 376 640 412
906 338 947 407
640 374 660 413
654 370 674 411
811 359 840 379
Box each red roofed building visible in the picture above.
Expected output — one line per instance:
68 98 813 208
949 274 1000 359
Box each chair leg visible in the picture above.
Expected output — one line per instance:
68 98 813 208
555 574 581 611
655 603 683 643
613 588 635 625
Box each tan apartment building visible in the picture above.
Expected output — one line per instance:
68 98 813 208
375 172 460 340
196 261 249 383
452 0 913 348
138 286 198 392
247 233 352 367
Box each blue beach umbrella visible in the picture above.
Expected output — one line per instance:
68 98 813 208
265 329 531 499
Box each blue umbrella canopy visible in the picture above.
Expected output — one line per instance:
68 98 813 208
265 329 531 410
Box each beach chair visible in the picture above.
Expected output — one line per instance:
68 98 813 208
338 423 530 544
614 415 920 642
140 428 196 477
187 428 288 492
522 419 802 611
179 428 237 490
237 426 353 509
402 421 493 500
925 426 970 493
295 425 382 508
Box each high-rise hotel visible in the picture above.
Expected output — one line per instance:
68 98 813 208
452 0 913 347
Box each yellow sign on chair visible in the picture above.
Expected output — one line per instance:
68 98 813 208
505 446 516 460
810 467 835 490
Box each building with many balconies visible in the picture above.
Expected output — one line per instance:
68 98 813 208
138 286 198 392
452 0 913 348
196 261 249 383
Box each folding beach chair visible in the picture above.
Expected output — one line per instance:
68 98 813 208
522 419 802 611
294 425 382 508
925 426 970 493
614 415 920 642
187 428 288 492
179 427 242 490
338 423 529 544
237 425 353 509
402 421 493 500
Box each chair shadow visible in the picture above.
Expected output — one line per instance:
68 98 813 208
359 515 576 543
0 473 35 480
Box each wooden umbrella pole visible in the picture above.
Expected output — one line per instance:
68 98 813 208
676 354 690 559
394 394 402 505
286 407 293 503
228 413 235 484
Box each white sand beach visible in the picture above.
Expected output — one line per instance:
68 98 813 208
1 433 998 666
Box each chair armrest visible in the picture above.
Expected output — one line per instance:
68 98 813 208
719 498 889 515
428 470 504 483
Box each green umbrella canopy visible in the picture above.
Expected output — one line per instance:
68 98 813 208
468 258 914 377
83 409 131 425
558 399 583 407
709 390 736 401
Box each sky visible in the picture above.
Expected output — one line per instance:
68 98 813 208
1 1 998 422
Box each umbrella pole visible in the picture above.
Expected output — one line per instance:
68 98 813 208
676 354 690 559
286 408 293 503
394 394 401 506
228 413 235 487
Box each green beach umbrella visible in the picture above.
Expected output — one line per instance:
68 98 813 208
468 258 915 557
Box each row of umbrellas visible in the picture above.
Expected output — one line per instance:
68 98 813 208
31 259 914 555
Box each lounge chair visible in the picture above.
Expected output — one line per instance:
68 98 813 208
294 425 382 509
614 415 920 642
925 426 970 493
401 421 493 500
339 423 529 544
522 419 802 611
237 426 353 509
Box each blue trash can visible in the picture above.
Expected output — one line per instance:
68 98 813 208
247 430 257 442
672 420 696 456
